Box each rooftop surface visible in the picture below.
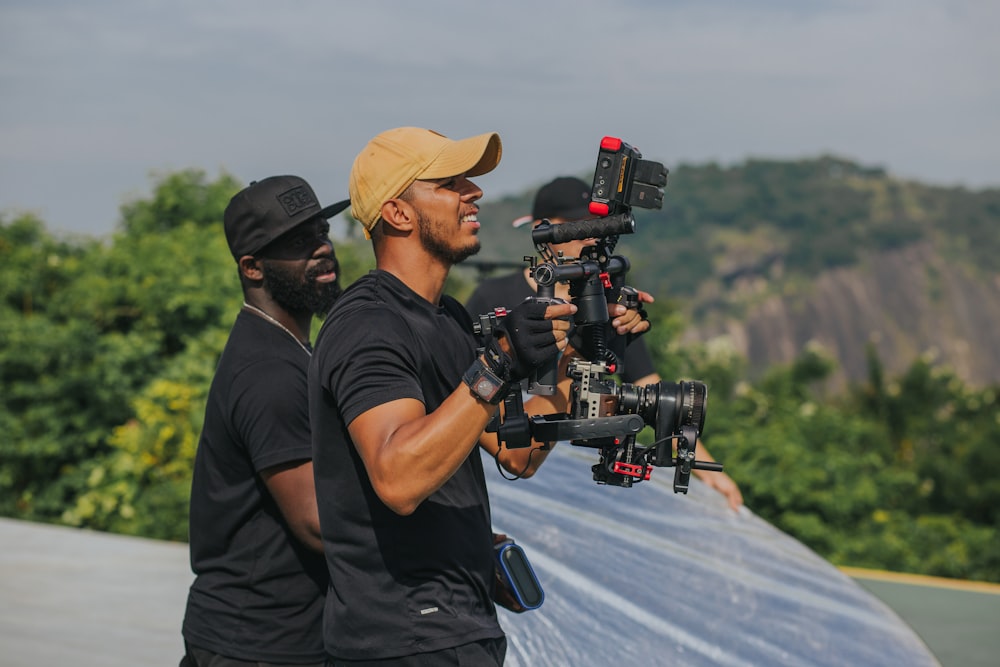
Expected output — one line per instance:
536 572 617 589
1 448 996 666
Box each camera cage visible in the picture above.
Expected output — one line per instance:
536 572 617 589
476 137 722 492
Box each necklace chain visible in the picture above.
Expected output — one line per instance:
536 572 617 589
242 302 311 356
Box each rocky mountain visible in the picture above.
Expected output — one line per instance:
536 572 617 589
469 156 1000 389
682 239 1000 389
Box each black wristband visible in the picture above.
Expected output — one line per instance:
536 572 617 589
462 357 511 405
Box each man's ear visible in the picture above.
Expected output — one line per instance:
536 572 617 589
379 198 416 234
238 255 264 281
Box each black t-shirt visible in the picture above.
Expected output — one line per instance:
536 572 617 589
465 271 657 383
183 311 327 663
310 270 502 661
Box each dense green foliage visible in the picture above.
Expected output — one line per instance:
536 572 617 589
1 166 996 583
1 169 241 538
659 336 1000 582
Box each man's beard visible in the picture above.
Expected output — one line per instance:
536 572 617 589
261 260 341 317
417 210 480 266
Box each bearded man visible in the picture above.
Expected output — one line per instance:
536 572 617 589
181 176 348 667
309 128 651 665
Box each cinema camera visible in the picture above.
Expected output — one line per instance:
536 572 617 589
476 137 722 492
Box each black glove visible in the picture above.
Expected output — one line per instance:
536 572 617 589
496 297 560 381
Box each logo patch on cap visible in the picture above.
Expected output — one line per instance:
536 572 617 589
277 186 318 217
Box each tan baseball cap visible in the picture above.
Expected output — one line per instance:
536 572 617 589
348 127 502 237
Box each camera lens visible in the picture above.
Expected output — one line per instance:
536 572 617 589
662 380 707 435
626 380 707 441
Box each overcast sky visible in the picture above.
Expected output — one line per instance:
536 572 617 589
1 0 997 237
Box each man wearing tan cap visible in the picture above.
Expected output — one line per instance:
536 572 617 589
308 127 633 665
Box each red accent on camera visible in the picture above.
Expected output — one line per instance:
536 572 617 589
613 461 652 480
601 136 623 151
589 202 610 216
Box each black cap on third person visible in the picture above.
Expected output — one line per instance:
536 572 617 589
512 176 592 228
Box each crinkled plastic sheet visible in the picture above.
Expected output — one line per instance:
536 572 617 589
486 446 939 667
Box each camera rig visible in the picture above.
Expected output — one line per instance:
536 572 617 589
477 137 722 492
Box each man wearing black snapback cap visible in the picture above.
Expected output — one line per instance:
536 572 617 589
181 176 349 666
468 176 744 510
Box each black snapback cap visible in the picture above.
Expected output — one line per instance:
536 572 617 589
223 175 350 259
532 176 592 222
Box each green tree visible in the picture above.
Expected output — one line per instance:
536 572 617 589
0 170 241 526
62 328 227 540
685 337 999 582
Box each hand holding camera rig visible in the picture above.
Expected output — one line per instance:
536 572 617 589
476 137 723 493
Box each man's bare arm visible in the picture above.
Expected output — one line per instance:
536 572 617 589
261 460 323 552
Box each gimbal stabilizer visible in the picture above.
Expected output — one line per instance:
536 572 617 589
480 137 723 492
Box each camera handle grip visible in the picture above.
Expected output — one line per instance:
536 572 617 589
530 213 635 245
526 285 566 395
